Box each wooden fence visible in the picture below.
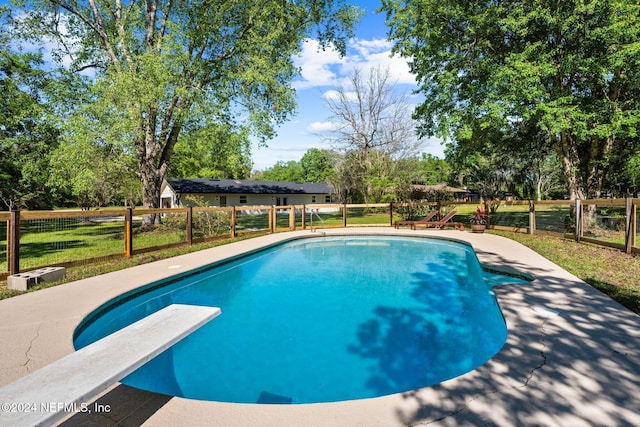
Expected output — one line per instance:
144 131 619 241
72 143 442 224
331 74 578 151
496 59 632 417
1 199 639 279
464 198 639 254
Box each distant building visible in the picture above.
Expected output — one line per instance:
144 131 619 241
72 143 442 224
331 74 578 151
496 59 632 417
160 178 335 208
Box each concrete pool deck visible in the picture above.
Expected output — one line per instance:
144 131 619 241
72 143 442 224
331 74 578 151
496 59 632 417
1 228 639 426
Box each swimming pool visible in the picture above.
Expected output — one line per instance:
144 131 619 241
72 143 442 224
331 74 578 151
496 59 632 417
74 235 527 404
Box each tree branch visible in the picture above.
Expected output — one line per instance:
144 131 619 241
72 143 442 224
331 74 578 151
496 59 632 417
49 0 120 65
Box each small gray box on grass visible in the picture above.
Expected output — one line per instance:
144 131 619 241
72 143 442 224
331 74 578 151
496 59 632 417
7 267 66 291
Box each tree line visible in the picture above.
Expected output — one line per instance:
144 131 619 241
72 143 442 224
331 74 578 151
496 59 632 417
2 1 640 213
382 0 640 201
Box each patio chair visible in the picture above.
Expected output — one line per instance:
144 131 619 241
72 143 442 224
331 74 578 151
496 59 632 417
413 210 465 231
394 210 438 229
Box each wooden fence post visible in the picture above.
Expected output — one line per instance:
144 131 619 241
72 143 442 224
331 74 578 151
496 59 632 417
529 200 536 235
343 203 347 227
186 206 193 245
4 218 8 274
267 206 272 232
389 202 394 226
8 209 20 276
575 199 582 242
484 200 490 227
230 207 236 238
124 208 133 258
625 197 634 254
289 206 295 230
269 206 275 233
301 205 306 230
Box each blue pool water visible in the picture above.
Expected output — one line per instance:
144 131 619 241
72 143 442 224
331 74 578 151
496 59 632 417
74 236 528 404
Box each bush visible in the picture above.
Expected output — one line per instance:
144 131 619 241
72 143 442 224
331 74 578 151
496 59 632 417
192 210 231 237
394 203 436 221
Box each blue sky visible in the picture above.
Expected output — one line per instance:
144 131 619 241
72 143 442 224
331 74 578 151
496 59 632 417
251 0 446 170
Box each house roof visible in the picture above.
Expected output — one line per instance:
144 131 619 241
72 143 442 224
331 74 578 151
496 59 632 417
165 178 333 195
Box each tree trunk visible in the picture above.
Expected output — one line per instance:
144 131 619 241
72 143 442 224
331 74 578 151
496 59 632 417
536 176 543 201
140 160 163 228
554 132 585 200
554 131 615 227
136 100 182 228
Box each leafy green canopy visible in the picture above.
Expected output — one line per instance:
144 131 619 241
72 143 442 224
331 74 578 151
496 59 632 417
170 123 252 179
13 0 360 217
382 0 640 199
0 9 60 210
258 148 336 183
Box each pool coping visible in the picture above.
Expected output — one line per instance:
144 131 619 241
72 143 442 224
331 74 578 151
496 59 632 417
1 228 639 426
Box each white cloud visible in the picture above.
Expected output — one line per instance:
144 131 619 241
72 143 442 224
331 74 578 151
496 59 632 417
321 90 358 102
292 39 344 89
368 52 416 85
322 90 341 100
293 37 415 90
353 38 392 51
307 121 338 133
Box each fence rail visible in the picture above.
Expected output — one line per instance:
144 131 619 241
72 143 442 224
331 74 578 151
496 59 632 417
2 199 639 280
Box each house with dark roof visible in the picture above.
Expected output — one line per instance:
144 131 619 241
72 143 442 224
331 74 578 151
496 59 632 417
160 178 335 208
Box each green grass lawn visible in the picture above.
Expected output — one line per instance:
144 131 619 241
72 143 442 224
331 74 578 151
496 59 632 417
1 218 186 272
446 202 573 233
491 230 640 314
306 208 393 227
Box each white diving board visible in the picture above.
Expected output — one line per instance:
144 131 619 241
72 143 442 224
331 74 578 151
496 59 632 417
0 304 221 427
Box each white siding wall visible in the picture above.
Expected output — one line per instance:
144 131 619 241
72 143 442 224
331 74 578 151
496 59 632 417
166 191 332 208
160 186 177 208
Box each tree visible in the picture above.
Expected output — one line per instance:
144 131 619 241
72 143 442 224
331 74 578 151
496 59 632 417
48 124 139 209
44 77 142 208
0 12 60 210
169 124 252 179
391 153 452 206
395 153 451 186
259 160 305 182
382 0 640 200
442 120 565 200
255 148 336 183
324 66 423 202
510 124 565 200
325 66 422 159
624 155 640 196
529 153 565 200
331 149 396 203
299 148 336 183
16 0 359 225
330 151 367 203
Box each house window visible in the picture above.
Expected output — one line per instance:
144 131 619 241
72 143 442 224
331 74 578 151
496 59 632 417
239 195 247 204
311 196 316 203
219 196 227 207
325 195 331 203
